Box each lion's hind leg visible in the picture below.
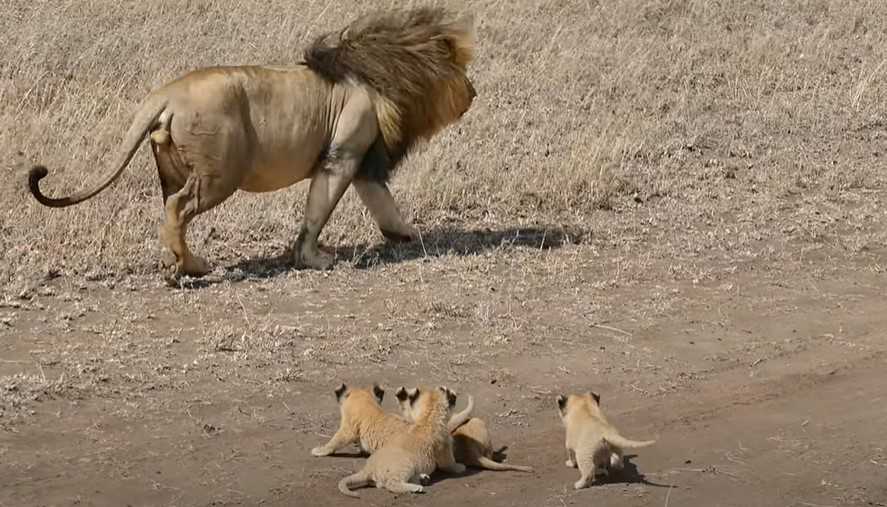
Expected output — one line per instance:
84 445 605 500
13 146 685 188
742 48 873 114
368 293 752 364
160 177 213 278
154 140 240 280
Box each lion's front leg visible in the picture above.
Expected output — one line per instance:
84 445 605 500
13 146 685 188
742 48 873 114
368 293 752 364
294 92 377 270
352 179 419 243
294 155 361 271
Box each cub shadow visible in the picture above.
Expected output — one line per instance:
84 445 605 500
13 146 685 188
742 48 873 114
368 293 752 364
595 454 676 489
169 225 589 288
313 450 367 459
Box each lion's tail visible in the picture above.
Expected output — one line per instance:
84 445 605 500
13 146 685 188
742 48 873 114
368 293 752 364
303 7 476 171
28 93 168 208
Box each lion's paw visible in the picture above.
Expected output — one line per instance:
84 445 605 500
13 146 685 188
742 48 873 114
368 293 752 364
295 246 335 270
181 254 211 277
380 225 419 244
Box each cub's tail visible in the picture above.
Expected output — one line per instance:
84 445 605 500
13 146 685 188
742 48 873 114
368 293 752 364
604 434 657 449
447 394 474 432
338 471 370 498
475 456 535 473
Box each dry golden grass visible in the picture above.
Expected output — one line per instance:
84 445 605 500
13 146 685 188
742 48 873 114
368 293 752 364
2 0 886 292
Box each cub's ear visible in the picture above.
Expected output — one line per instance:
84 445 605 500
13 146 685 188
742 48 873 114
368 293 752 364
334 383 348 402
395 386 409 402
556 394 568 413
590 391 601 405
372 384 385 403
439 386 457 408
408 387 420 405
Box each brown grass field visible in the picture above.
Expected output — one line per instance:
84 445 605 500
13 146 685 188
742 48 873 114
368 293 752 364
2 1 887 505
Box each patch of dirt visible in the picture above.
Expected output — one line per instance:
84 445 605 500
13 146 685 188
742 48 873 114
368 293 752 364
2 239 886 507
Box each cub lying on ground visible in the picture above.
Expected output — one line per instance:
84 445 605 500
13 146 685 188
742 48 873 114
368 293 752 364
396 387 534 473
311 383 472 457
556 391 656 489
337 386 465 497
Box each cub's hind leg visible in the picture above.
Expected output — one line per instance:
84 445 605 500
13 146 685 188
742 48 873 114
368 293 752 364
574 450 598 490
382 480 425 494
565 448 577 468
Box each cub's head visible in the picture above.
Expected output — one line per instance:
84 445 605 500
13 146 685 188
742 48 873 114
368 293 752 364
394 386 414 419
395 385 457 421
333 382 385 407
556 391 602 421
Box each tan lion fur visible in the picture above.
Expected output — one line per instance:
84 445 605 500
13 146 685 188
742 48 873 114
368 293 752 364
556 391 656 489
311 383 474 458
397 388 534 473
311 384 406 457
27 7 476 279
337 386 464 498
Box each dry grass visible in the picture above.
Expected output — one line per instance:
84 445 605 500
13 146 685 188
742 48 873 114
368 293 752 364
2 0 886 294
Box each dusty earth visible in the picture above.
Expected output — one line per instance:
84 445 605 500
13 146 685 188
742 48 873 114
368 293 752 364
3 1 887 506
2 224 886 506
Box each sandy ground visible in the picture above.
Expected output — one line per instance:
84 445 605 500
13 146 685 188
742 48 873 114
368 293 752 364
2 234 886 506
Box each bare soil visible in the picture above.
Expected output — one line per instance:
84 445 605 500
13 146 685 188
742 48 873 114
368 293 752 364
2 236 886 506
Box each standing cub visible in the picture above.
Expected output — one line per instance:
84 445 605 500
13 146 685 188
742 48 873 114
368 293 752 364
556 391 656 489
397 387 534 473
338 386 465 497
311 383 473 457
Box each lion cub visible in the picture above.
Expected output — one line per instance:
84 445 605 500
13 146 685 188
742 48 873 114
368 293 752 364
338 386 465 497
556 391 656 489
397 387 534 473
311 383 473 457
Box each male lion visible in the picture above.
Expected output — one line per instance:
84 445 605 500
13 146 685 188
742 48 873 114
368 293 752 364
27 7 476 278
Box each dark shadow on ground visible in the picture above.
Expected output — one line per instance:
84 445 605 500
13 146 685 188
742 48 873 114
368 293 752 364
343 225 588 270
170 225 588 289
594 454 676 489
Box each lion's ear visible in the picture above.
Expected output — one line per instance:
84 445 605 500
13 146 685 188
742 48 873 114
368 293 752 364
590 391 601 405
395 386 409 402
372 384 385 403
334 383 348 402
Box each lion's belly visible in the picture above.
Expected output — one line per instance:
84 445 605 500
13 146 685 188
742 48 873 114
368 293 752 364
237 125 329 193
238 157 316 193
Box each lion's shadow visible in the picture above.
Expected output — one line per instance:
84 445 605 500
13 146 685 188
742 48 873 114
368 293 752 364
344 224 587 270
175 225 587 288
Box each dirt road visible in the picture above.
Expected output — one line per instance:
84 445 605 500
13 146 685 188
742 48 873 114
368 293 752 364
2 239 885 507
